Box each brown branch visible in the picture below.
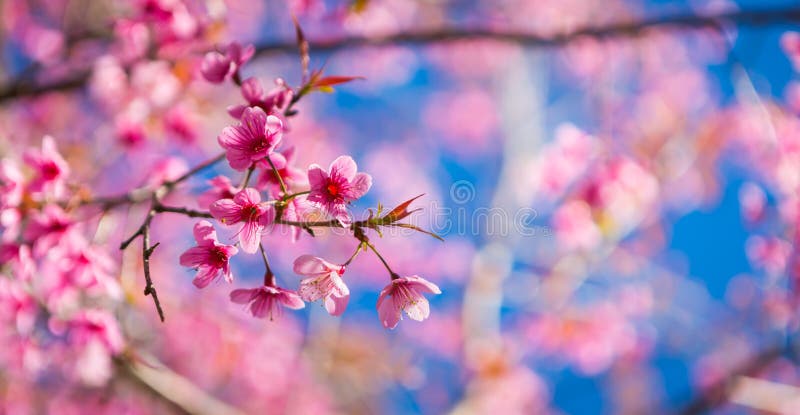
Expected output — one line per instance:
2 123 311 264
2 7 800 103
118 355 246 415
676 344 785 415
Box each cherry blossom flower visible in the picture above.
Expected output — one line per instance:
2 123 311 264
179 221 238 288
307 155 372 224
23 205 78 254
46 244 122 302
230 284 304 320
23 135 69 198
217 106 283 171
293 255 349 316
210 188 275 253
51 309 125 355
49 309 125 386
198 175 238 209
376 275 441 329
227 77 294 120
200 42 255 83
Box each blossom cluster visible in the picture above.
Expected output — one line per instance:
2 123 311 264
178 44 441 328
1 136 124 386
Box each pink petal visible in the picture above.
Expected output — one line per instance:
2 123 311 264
240 107 268 142
405 276 442 295
279 289 305 310
234 188 261 206
192 266 219 288
179 246 211 267
293 255 330 276
237 221 262 254
307 164 327 192
210 199 242 224
249 293 271 318
377 292 401 329
240 77 264 103
230 288 256 304
343 172 372 200
324 293 349 316
265 115 283 137
192 220 218 245
329 156 357 182
227 105 246 119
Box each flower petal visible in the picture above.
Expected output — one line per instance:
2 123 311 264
324 293 349 316
329 156 357 182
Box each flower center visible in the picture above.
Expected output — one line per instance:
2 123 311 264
251 138 269 154
327 182 340 197
244 204 260 221
211 246 229 267
42 162 60 180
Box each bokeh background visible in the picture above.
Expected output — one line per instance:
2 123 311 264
3 0 800 414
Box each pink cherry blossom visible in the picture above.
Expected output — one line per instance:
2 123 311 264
23 205 77 254
200 42 255 83
307 155 372 224
179 220 238 288
52 309 125 355
217 106 283 171
164 105 199 143
227 77 294 119
46 244 122 301
198 175 238 209
23 135 69 198
210 188 275 253
376 275 441 329
293 255 349 316
230 285 304 320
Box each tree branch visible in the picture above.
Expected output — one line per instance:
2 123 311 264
677 344 785 415
2 7 800 103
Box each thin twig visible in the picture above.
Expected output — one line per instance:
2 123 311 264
140 208 165 322
154 205 214 218
3 7 800 103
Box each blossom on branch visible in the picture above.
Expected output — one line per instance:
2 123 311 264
307 155 372 225
376 275 441 329
210 188 275 254
294 255 349 316
179 221 238 288
230 284 304 320
217 106 283 171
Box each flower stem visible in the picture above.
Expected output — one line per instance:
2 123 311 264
239 166 255 189
365 242 398 279
265 155 288 195
258 243 275 285
282 190 310 202
343 241 365 266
